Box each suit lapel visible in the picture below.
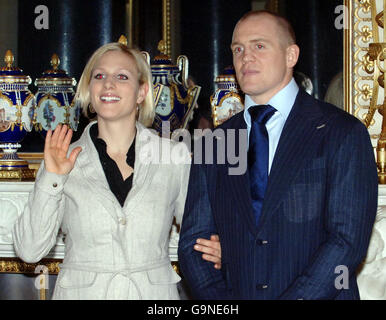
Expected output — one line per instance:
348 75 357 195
257 91 328 233
219 114 259 236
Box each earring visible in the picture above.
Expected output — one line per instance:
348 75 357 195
88 104 95 113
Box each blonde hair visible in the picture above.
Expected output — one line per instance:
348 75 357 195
75 42 155 127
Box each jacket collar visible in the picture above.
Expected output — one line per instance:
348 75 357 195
73 121 156 212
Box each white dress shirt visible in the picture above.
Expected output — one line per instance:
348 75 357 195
243 78 299 173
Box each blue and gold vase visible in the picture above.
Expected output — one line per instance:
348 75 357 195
0 50 35 180
149 41 201 135
210 66 244 127
34 53 79 134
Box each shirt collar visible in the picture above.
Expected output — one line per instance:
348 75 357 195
89 122 136 168
244 78 299 126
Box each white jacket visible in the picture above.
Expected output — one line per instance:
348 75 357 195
13 121 191 300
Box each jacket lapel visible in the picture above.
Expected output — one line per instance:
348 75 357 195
75 121 155 217
219 114 259 236
123 122 154 213
256 91 328 233
74 122 120 219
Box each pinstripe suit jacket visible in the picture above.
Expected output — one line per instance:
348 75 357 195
178 90 378 300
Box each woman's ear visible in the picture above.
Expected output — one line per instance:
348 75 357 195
137 82 149 105
286 44 300 68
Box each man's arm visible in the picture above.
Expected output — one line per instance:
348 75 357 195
178 162 231 300
279 120 378 300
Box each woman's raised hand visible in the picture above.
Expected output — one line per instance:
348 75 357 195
44 124 82 175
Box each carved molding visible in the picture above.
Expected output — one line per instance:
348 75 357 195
345 0 385 146
0 258 61 274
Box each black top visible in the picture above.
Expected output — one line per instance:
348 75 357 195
90 123 135 207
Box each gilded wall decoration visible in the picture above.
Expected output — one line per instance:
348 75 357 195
346 0 385 146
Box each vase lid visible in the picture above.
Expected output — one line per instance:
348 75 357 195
151 40 179 72
35 53 77 87
0 50 32 85
215 66 238 84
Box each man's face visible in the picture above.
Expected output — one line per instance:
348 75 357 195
231 14 298 104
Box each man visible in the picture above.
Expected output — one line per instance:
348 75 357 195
178 10 378 300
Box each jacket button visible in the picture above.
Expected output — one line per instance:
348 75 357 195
256 284 268 290
118 217 126 225
52 183 58 188
257 239 268 245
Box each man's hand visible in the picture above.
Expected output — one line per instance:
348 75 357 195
195 234 222 269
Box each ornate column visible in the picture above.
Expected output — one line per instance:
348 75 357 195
0 0 18 65
179 0 251 102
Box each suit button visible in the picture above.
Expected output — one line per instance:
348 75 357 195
256 284 268 290
118 217 126 225
257 239 268 245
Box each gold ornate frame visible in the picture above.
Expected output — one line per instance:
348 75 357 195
344 0 384 146
0 258 61 274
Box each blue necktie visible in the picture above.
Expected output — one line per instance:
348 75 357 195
248 105 276 225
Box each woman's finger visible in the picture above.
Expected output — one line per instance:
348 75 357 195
69 146 82 164
194 243 218 255
50 124 62 147
56 124 68 149
201 254 221 264
196 238 221 253
62 127 73 151
44 129 53 153
210 234 220 241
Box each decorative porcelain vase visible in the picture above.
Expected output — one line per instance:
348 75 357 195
210 66 244 127
148 41 201 135
34 54 79 135
0 50 35 180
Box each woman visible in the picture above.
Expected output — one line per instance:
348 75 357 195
13 42 219 299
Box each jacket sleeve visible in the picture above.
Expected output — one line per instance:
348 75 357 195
279 120 378 300
178 161 232 300
12 163 67 263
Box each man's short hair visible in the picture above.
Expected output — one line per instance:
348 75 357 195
237 10 296 47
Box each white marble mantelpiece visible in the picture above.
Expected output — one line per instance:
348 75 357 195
357 185 386 300
0 181 65 260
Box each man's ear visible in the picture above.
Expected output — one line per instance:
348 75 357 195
137 82 149 104
286 44 300 68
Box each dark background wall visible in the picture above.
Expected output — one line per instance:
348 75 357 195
17 0 127 149
284 0 344 100
180 0 252 103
